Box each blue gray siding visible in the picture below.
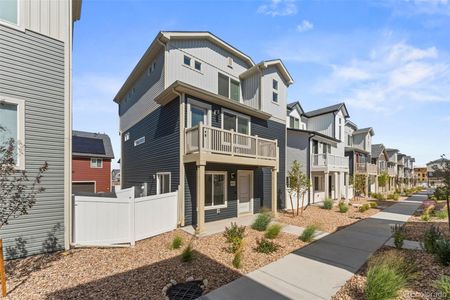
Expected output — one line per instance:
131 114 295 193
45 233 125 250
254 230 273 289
0 25 65 259
121 98 180 196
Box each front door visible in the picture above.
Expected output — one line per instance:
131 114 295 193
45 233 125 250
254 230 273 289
238 171 253 215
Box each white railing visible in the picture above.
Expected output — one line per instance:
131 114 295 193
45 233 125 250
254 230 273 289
185 124 277 160
387 166 396 176
312 153 349 169
356 163 378 174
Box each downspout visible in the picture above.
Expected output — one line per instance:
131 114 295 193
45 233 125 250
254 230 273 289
306 133 315 207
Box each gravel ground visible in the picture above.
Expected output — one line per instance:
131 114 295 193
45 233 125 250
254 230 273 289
333 247 450 300
404 212 450 241
5 227 305 299
277 199 396 233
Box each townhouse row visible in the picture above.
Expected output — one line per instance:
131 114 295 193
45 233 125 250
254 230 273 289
114 31 417 232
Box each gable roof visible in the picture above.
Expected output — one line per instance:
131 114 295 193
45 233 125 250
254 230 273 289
304 102 350 118
353 127 375 136
114 31 255 103
72 130 114 159
345 120 358 130
371 144 385 158
286 101 305 116
386 148 399 154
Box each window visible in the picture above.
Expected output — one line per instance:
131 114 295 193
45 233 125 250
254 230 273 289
187 99 211 128
314 177 320 191
134 136 145 146
0 0 18 25
183 55 191 66
222 110 250 135
272 92 278 103
347 134 352 146
289 116 300 129
194 61 202 71
90 158 103 168
230 79 240 101
0 97 25 169
205 172 227 208
218 73 240 101
338 118 342 140
124 132 130 141
157 172 171 194
273 79 278 90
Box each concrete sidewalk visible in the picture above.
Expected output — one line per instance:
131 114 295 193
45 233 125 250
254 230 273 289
201 193 425 300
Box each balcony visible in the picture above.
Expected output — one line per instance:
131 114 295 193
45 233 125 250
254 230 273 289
312 153 349 172
387 167 396 176
185 124 278 168
356 163 378 175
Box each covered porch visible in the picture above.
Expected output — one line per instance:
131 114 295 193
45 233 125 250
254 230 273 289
311 170 349 203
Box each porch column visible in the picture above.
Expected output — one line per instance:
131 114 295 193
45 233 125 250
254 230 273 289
196 164 206 233
375 175 379 194
365 175 369 197
324 172 329 199
271 167 278 217
345 172 349 201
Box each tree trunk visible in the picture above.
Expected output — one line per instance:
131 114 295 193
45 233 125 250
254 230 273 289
296 189 300 216
301 193 305 215
289 194 295 217
0 239 6 297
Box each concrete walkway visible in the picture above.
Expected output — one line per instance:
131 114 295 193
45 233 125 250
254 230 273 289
201 193 425 300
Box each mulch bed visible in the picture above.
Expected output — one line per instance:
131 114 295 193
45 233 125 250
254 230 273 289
333 247 450 300
277 198 397 233
404 203 450 242
6 227 305 299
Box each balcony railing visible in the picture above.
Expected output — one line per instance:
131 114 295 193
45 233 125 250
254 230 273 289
356 163 378 174
387 167 396 176
185 124 277 161
312 153 349 170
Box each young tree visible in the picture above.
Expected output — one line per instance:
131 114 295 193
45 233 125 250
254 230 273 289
432 155 450 231
354 174 367 200
298 174 311 216
378 172 389 196
287 161 310 216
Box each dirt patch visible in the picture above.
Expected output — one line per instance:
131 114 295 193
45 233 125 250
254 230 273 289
404 212 450 242
277 199 396 233
333 247 450 300
6 227 304 299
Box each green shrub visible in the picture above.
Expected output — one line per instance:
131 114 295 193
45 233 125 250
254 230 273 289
322 198 333 210
232 247 243 268
435 209 448 219
255 238 279 254
265 223 282 239
338 201 349 213
364 252 416 300
181 243 194 262
251 212 272 231
170 235 183 250
422 225 442 253
434 187 448 201
224 222 246 253
359 203 370 213
435 239 450 266
300 224 318 242
391 224 405 249
421 212 431 221
387 193 400 201
434 275 450 298
368 201 378 208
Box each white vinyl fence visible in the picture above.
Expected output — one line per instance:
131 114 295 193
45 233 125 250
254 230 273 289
73 188 178 246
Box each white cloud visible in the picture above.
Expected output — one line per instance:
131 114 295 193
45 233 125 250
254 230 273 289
296 20 313 32
257 0 298 16
332 65 371 80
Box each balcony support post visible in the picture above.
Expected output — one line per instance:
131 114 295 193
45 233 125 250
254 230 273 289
345 172 349 201
375 175 379 194
271 167 278 217
196 163 206 234
324 172 329 199
365 175 369 197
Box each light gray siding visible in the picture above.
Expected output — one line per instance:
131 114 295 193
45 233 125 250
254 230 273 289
307 113 334 137
119 49 165 132
0 25 65 259
261 66 287 124
241 71 260 109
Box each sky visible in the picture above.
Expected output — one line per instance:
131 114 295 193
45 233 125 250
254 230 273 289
73 0 450 168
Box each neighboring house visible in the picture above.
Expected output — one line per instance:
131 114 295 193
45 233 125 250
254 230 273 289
286 101 350 205
397 153 406 191
414 167 428 184
112 168 121 190
386 148 399 192
427 158 449 187
371 144 392 193
72 131 114 194
114 31 293 232
0 0 81 258
344 121 376 195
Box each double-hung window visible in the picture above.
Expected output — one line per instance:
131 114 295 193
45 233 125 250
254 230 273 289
218 73 240 101
0 0 18 26
289 116 300 129
205 172 227 209
0 96 25 169
90 158 103 168
157 172 171 194
272 79 279 103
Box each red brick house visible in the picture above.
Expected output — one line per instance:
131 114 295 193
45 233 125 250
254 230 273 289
72 130 115 194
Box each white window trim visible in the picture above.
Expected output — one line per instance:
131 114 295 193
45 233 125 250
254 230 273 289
156 172 171 195
183 55 191 66
186 98 212 128
0 0 25 32
134 136 145 146
90 158 103 168
0 95 25 170
221 108 251 135
272 91 279 105
205 171 228 210
218 72 241 102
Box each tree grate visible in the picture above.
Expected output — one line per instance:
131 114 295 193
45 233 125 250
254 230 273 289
166 281 204 300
